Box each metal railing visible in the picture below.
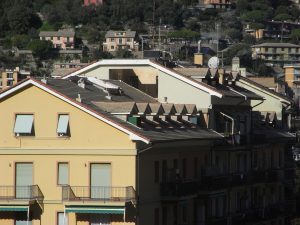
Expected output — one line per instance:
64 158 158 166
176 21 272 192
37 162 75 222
160 169 285 198
0 185 44 201
62 185 135 202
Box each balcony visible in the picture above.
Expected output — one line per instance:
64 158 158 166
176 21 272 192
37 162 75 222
62 185 135 205
160 180 199 200
0 185 44 211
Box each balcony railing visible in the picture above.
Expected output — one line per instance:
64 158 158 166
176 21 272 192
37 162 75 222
161 169 285 198
62 185 135 202
0 185 44 201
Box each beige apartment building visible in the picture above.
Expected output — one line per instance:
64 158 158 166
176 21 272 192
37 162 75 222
0 75 222 225
103 31 139 52
252 43 300 66
0 67 30 90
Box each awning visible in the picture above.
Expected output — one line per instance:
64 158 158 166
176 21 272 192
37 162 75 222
65 206 125 214
0 205 29 212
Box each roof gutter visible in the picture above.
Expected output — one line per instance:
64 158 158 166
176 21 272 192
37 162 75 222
228 87 247 105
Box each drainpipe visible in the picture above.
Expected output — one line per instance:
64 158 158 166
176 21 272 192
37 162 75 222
220 112 235 136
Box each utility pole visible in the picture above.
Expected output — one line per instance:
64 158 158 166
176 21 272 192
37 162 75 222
158 18 161 50
152 0 156 49
216 22 220 59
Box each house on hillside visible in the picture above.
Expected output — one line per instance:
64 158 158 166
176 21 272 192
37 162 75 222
39 29 75 49
252 43 300 66
83 0 103 6
103 30 139 52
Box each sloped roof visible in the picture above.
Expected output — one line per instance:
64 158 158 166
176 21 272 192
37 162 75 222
238 76 292 103
0 78 222 144
105 30 136 38
91 101 138 114
252 43 300 48
62 59 223 98
39 29 75 37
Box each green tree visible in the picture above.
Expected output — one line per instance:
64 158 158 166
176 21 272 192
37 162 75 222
274 13 292 21
291 29 300 43
11 34 31 49
7 4 32 34
27 40 53 59
236 0 249 14
241 10 269 23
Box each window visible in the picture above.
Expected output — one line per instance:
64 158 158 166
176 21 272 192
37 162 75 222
194 157 198 179
14 114 34 136
57 163 69 185
154 208 160 225
57 36 60 41
57 212 68 225
119 38 122 44
162 206 167 225
110 38 114 42
162 160 167 183
182 159 186 179
7 80 14 86
57 114 70 136
127 38 131 42
111 46 114 50
154 161 159 183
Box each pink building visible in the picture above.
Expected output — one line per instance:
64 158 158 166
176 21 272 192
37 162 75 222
39 29 75 50
84 0 103 6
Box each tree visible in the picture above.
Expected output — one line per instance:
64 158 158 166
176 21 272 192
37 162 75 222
168 28 200 41
236 0 249 15
115 49 134 59
11 34 31 49
241 10 269 23
27 40 53 59
291 29 300 43
243 34 256 45
273 13 292 21
7 4 32 34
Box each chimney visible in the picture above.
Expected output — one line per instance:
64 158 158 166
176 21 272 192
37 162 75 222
232 57 240 72
76 93 82 103
78 78 85 89
194 53 203 67
218 69 225 84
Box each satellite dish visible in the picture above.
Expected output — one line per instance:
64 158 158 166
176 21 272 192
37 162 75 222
208 56 220 69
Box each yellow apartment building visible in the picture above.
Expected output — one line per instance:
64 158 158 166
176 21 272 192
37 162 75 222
0 68 30 90
0 77 222 225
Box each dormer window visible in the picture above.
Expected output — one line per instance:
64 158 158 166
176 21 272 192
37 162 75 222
57 114 70 137
14 114 34 136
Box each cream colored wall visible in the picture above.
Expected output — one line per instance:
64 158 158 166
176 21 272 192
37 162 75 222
236 80 285 120
81 65 159 84
0 85 136 225
158 70 212 108
0 85 135 149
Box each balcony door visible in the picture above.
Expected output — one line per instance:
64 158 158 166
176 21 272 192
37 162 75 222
90 163 111 199
15 163 33 198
